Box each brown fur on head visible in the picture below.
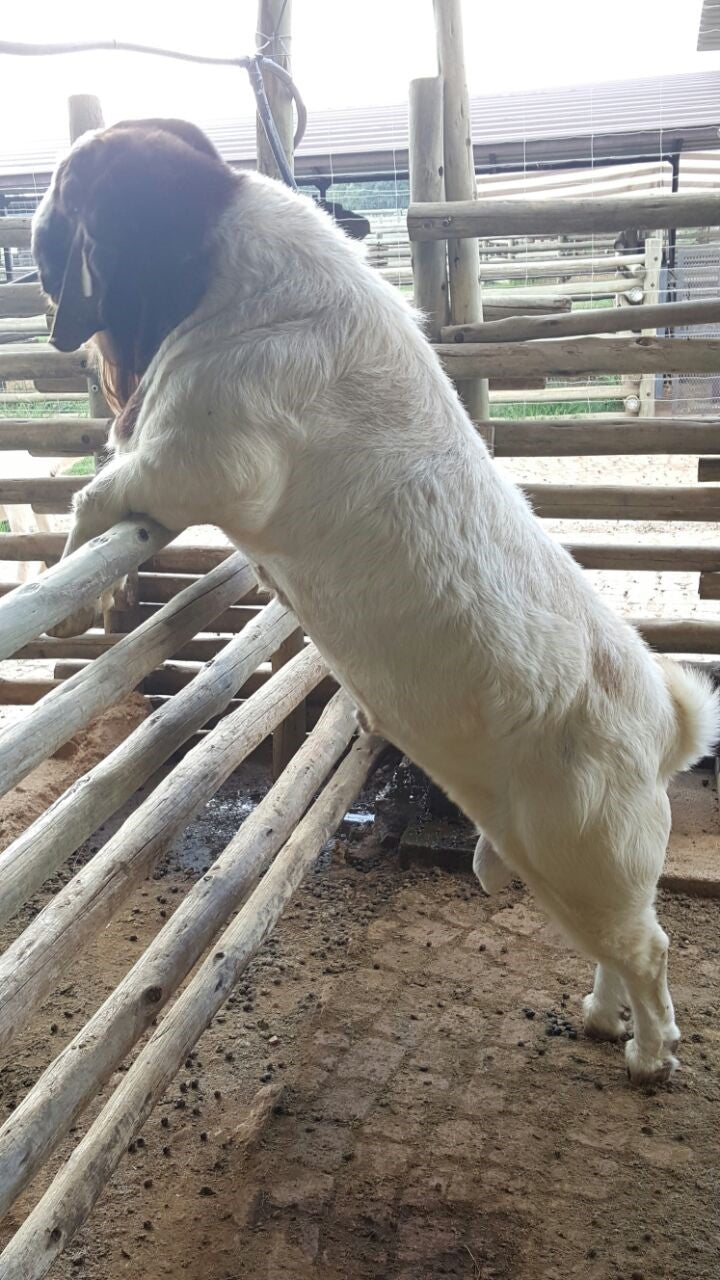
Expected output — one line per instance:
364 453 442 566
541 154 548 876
32 118 238 411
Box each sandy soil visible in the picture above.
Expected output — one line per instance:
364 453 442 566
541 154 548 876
0 693 148 850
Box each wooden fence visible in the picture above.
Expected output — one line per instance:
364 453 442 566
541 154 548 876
0 1 719 1272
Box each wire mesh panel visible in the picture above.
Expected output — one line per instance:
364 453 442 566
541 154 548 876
666 237 720 414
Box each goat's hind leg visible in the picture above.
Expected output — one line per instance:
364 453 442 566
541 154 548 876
616 911 680 1085
517 791 679 1084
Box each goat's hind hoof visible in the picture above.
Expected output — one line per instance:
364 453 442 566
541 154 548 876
582 993 631 1043
625 1037 679 1087
472 837 512 895
47 604 97 639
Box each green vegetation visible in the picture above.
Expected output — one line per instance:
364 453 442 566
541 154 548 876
68 456 95 475
492 398 624 418
0 399 88 419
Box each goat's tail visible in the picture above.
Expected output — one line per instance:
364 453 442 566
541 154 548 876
657 657 720 777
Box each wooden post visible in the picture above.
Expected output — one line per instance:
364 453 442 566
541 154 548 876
639 235 663 417
432 0 490 420
255 0 294 181
255 0 306 776
408 77 448 339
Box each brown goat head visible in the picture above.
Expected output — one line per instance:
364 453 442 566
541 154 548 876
32 118 237 409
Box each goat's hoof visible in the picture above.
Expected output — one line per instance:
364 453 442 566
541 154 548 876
47 604 97 639
582 993 631 1043
625 1037 679 1086
472 837 512 895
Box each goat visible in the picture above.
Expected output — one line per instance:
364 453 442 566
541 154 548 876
33 119 719 1085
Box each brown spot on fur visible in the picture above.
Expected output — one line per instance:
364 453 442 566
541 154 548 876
592 645 623 696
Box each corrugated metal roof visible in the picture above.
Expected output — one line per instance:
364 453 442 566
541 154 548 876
1 68 718 187
698 0 720 50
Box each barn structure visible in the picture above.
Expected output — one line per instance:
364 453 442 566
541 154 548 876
0 1 719 1275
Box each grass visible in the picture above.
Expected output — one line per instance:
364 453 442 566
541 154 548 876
0 399 88 419
491 398 624 418
67 456 95 475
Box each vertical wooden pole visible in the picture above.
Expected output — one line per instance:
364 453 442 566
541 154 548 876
255 0 306 775
432 0 490 421
408 77 449 341
256 0 294 180
639 235 663 417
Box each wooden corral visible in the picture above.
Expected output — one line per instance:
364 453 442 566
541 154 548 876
0 2 719 1272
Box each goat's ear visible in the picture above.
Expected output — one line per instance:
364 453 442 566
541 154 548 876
50 226 103 352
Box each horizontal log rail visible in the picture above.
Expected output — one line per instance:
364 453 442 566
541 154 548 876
0 518 170 661
492 417 720 456
408 192 720 241
0 417 109 454
0 691 358 1219
442 298 720 344
0 476 87 513
525 484 720 521
0 724 383 1277
476 252 645 281
633 619 720 653
0 343 89 380
0 643 328 1051
437 337 720 380
0 282 47 318
0 216 32 248
0 553 259 795
0 598 296 932
567 542 720 572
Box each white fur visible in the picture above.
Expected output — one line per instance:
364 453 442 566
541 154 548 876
56 171 720 1084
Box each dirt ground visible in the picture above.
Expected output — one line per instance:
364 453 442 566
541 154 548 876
1 759 719 1280
1 451 719 1277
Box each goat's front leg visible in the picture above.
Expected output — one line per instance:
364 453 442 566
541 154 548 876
49 455 181 638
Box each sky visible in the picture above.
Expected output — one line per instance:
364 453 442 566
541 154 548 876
0 0 718 153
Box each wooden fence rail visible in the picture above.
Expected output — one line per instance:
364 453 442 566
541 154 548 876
408 192 720 241
0 553 257 797
0 344 88 380
0 417 109 454
0 691 358 1220
0 518 170 661
0 598 295 932
442 298 720 344
0 726 383 1279
0 644 327 1051
437 337 720 380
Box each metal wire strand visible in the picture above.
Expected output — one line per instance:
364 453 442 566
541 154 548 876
0 39 307 150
